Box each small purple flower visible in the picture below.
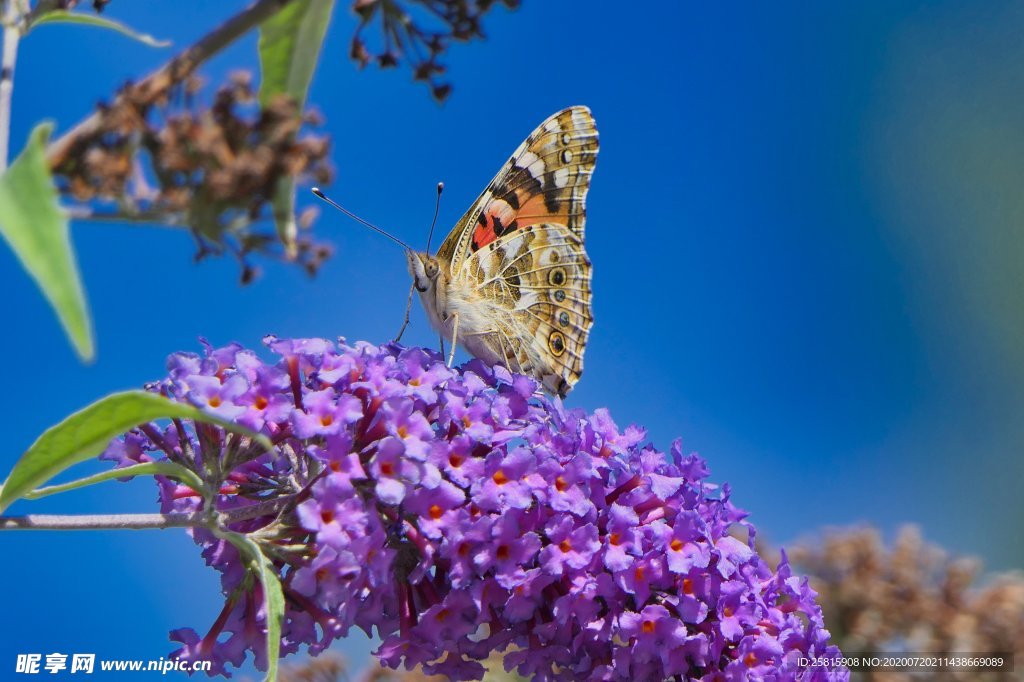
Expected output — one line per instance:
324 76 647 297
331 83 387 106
398 348 452 402
369 436 421 504
380 398 434 459
403 478 466 539
602 503 643 571
100 338 848 681
185 374 249 420
619 604 688 665
100 430 154 469
664 510 713 574
473 447 536 511
290 388 362 438
715 535 756 579
539 517 601 576
614 551 669 605
472 514 541 588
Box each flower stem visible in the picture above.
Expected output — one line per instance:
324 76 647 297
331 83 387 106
0 0 22 172
45 0 298 169
64 205 187 227
0 497 291 531
0 512 206 531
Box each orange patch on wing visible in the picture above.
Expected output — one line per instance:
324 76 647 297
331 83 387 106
472 214 499 250
472 188 573 251
473 198 521 250
513 191 570 227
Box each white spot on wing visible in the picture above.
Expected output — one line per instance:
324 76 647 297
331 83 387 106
570 108 589 132
518 151 547 184
518 150 540 169
554 167 570 188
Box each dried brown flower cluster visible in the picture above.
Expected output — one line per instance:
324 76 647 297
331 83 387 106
354 665 445 682
278 651 528 682
277 651 448 682
788 526 1024 682
350 0 520 101
52 71 333 281
279 651 351 682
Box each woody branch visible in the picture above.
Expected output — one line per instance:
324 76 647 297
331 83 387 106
45 0 297 170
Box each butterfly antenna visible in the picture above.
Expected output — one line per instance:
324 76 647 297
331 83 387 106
311 187 414 251
425 182 444 255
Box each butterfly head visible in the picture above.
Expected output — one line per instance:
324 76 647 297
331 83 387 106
407 251 442 293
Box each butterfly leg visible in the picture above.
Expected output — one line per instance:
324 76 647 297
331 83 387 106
393 283 416 343
447 312 460 368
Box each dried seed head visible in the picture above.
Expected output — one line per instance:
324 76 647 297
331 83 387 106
349 0 519 101
789 525 1024 676
52 70 334 281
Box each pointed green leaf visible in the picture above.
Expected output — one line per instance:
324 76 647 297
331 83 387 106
223 533 284 682
30 11 171 47
270 179 299 260
0 123 93 360
258 0 334 106
0 390 272 513
258 0 334 256
23 461 206 501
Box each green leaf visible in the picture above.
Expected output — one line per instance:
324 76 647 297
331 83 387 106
0 390 273 513
223 533 284 682
258 0 335 256
0 123 93 361
258 0 334 107
23 461 206 501
255 553 284 682
269 180 299 260
31 10 171 47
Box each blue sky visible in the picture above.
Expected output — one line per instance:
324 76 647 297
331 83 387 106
3 1 1023 678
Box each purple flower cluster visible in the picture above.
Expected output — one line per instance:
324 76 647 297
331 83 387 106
104 337 848 680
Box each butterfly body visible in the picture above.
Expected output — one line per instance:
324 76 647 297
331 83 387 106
408 107 598 398
407 251 502 366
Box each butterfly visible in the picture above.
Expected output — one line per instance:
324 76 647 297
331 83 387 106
314 107 597 397
405 107 598 398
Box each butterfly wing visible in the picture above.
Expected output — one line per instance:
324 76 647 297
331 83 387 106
436 106 598 269
462 222 592 397
438 106 598 396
